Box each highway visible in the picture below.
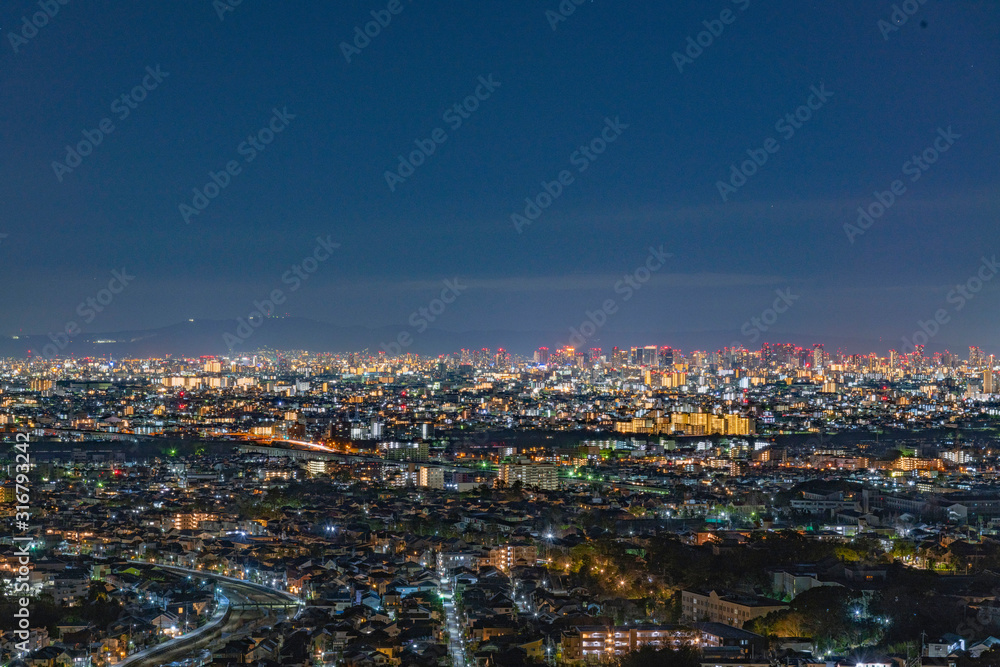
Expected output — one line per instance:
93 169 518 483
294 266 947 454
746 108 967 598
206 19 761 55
119 562 301 667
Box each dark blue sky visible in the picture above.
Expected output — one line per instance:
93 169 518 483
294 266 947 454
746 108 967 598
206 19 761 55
3 1 999 354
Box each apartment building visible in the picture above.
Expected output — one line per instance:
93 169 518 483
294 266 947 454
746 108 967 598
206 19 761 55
498 461 558 490
562 624 700 662
681 589 787 627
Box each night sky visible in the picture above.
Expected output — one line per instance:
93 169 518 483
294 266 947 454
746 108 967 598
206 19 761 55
3 1 999 354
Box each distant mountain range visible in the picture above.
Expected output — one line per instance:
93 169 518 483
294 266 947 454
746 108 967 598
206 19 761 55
3 318 559 359
0 317 936 359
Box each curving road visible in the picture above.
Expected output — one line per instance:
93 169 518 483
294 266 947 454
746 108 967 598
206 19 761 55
119 562 301 667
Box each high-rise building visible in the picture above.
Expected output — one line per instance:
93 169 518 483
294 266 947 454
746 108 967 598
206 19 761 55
378 441 429 461
812 344 824 369
534 347 550 364
984 369 995 395
498 461 558 490
418 466 445 489
661 372 687 388
970 346 984 368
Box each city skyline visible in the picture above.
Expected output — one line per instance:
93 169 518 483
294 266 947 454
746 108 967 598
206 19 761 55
9 325 1000 361
6 317 1000 361
3 4 1000 665
4 308 1000 666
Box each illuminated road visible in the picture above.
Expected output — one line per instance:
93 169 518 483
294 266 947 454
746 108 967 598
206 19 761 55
116 594 228 667
120 563 300 667
440 575 466 667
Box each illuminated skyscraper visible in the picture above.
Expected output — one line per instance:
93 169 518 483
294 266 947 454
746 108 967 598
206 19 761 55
812 344 824 368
